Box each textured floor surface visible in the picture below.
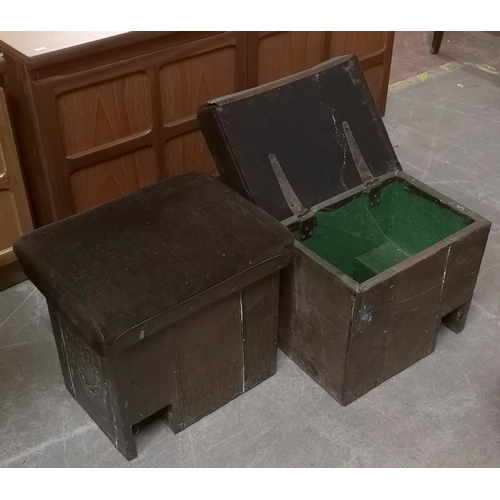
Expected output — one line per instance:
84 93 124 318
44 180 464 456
1 35 500 467
390 31 500 83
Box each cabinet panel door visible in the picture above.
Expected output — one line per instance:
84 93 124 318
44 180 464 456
248 31 394 115
0 88 33 289
30 32 247 222
31 69 157 220
249 32 329 87
160 44 239 125
165 130 216 177
330 31 395 115
70 148 157 213
160 32 247 177
332 31 388 58
57 72 152 156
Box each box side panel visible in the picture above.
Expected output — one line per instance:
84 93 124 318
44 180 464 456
47 302 76 399
440 223 490 316
383 243 449 381
343 275 395 404
52 308 110 419
242 272 280 391
278 246 354 402
47 306 132 454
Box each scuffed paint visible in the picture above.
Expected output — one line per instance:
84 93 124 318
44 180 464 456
389 62 462 92
359 304 373 324
464 62 498 75
389 61 498 93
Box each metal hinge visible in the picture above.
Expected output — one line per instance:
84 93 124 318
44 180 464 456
268 153 316 241
342 121 381 207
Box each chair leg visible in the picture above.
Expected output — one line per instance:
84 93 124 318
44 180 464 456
430 31 445 54
442 296 472 334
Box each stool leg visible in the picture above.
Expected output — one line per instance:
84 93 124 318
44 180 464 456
430 31 445 54
163 401 185 434
114 425 137 461
442 296 472 334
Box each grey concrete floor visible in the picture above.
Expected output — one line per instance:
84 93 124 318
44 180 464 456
390 31 500 83
2 59 500 468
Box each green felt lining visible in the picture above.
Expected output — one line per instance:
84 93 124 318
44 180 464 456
302 181 467 283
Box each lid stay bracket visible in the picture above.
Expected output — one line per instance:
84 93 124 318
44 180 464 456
268 153 315 241
342 121 381 207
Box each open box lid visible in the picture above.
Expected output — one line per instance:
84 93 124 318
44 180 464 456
198 55 401 222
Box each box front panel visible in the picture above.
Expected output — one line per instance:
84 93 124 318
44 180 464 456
279 246 354 402
344 277 395 404
253 32 327 85
170 291 244 431
107 323 180 427
241 272 280 391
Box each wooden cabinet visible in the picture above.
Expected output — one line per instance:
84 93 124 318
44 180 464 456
0 88 33 289
329 32 394 116
0 31 394 227
248 31 329 86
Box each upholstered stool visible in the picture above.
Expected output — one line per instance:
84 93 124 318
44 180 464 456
14 173 293 460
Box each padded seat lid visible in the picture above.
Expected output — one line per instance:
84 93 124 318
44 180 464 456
197 55 401 221
14 173 293 355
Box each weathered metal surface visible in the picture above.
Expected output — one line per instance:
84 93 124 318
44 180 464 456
341 121 377 187
342 121 381 206
268 153 315 241
268 153 308 218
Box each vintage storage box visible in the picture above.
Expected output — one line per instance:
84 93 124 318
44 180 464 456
198 55 491 406
14 173 293 460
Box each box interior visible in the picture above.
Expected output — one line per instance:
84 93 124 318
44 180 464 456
301 181 469 283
